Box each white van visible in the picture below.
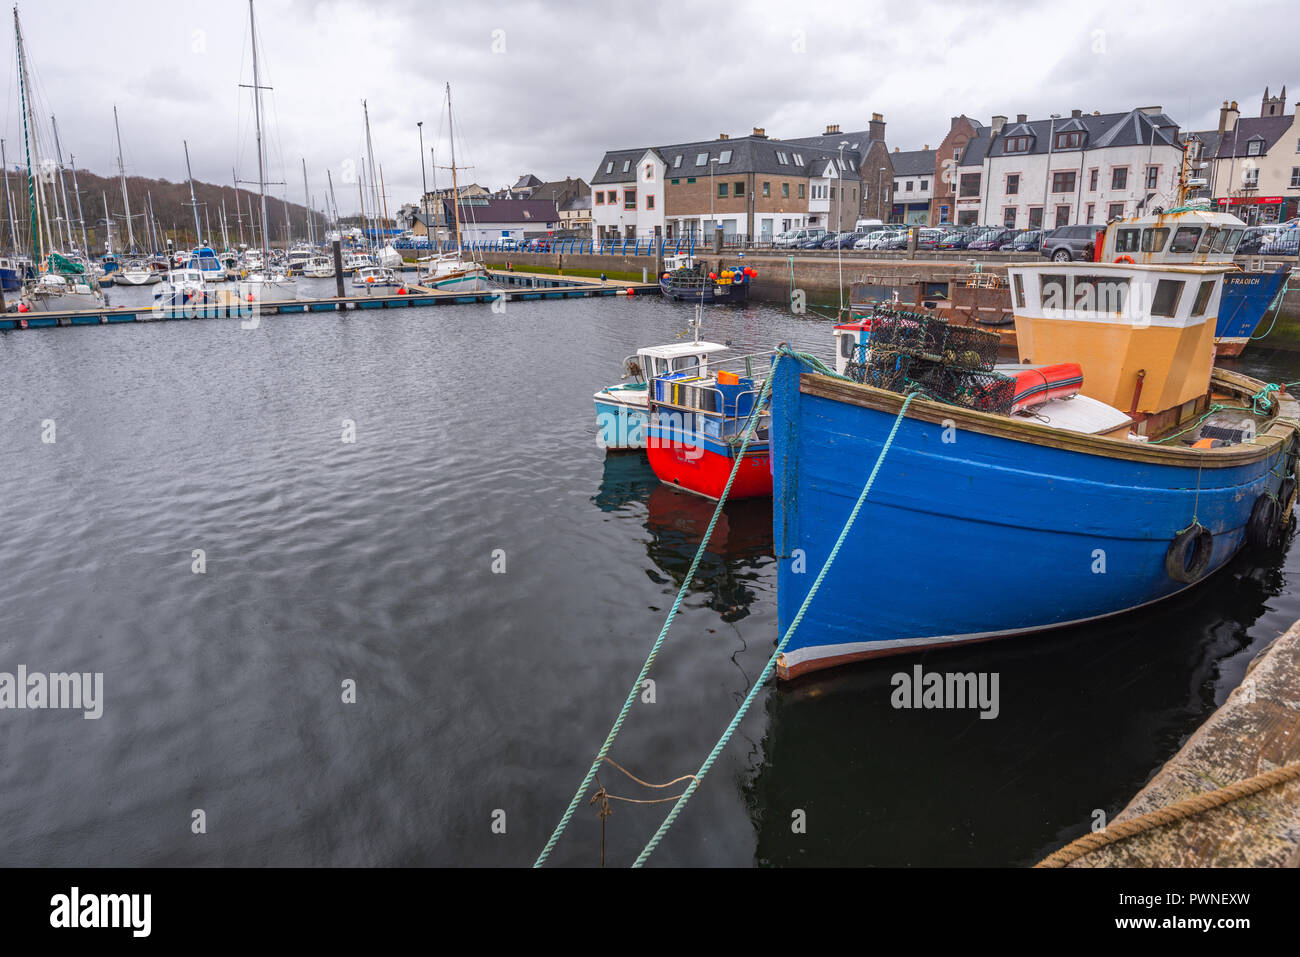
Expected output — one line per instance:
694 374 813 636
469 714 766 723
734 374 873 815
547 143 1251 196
855 218 884 231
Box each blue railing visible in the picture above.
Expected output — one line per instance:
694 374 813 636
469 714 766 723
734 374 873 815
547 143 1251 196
387 236 709 256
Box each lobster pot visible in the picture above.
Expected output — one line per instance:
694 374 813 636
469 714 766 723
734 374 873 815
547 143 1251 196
931 368 1016 414
863 350 914 393
869 308 949 357
941 325 1000 372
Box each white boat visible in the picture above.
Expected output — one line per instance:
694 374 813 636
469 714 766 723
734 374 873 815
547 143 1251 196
153 268 208 308
187 246 227 282
116 259 161 286
341 251 373 274
21 270 106 312
352 265 401 289
302 254 335 279
417 253 490 291
243 270 297 302
287 245 314 274
377 243 404 269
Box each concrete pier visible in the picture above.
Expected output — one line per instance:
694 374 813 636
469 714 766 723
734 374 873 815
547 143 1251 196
1060 620 1300 867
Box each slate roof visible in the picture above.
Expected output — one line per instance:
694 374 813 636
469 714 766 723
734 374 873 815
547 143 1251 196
1211 115 1295 157
890 149 936 177
983 109 1180 159
439 197 559 224
592 135 870 185
512 173 543 189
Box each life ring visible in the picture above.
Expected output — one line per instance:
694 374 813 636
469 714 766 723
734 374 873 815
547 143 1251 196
1246 494 1282 549
1164 522 1213 583
1114 255 1135 264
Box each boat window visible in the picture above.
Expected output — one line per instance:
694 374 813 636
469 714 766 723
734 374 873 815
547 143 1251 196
1114 228 1141 253
839 333 854 358
1072 275 1130 314
1012 273 1025 310
1169 226 1202 253
1197 227 1219 253
1151 279 1184 317
1191 280 1215 317
1223 228 1243 253
1210 229 1231 254
1140 227 1169 252
673 355 700 375
1040 274 1069 312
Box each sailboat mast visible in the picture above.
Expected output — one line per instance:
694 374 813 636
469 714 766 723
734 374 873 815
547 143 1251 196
15 9 43 265
1 139 17 254
326 168 339 235
301 158 313 245
447 83 463 254
51 114 74 251
363 101 381 252
220 197 230 250
69 153 89 255
379 163 390 248
249 0 269 264
146 190 158 253
113 106 137 252
183 139 202 246
232 171 245 246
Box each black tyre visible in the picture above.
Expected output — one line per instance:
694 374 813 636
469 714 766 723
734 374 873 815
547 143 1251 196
1246 495 1282 549
1165 523 1213 583
1052 249 1071 262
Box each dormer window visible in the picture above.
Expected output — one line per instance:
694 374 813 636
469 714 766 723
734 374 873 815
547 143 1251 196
793 153 804 165
695 152 708 166
1005 136 1031 153
673 155 682 168
1246 139 1263 156
1055 131 1082 149
622 160 631 173
644 164 653 180
605 161 614 174
719 150 732 164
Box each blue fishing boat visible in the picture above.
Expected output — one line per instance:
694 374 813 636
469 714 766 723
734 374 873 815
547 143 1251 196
1215 266 1289 356
658 253 752 304
770 212 1300 678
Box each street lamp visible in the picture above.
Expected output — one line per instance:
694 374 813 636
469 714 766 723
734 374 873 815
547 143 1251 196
1044 114 1060 229
710 157 717 247
838 140 849 315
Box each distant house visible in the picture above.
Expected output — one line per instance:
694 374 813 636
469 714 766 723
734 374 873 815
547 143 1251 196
509 173 544 198
410 196 560 242
889 148 938 224
560 193 592 237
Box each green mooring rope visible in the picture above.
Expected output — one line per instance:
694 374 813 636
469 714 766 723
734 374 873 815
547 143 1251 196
533 365 778 867
632 362 919 866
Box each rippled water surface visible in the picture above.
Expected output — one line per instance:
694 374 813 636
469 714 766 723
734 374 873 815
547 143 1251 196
1 288 1297 867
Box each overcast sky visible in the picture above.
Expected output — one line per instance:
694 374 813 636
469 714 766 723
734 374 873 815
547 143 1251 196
3 0 1295 216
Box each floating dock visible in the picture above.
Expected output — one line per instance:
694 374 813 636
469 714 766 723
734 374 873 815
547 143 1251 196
0 270 660 331
1041 619 1300 867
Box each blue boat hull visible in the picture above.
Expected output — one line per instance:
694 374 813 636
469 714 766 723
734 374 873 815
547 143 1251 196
594 395 649 450
769 355 1296 678
1214 268 1288 355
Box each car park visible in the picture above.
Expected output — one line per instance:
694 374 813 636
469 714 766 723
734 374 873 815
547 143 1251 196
967 228 1016 250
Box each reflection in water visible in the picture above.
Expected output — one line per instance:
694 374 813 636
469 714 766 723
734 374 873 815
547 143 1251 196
742 535 1291 866
594 453 772 623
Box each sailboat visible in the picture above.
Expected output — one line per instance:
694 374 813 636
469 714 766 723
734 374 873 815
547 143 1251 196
416 83 489 292
237 0 295 302
13 9 105 313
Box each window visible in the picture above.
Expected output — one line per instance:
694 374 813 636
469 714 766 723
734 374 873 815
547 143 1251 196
1145 166 1159 189
646 195 655 210
1114 228 1141 253
1140 227 1169 252
1028 207 1043 229
1151 279 1184 317
1223 228 1243 253
1086 204 1095 223
1003 207 1017 227
717 182 728 198
1169 226 1201 252
673 155 682 168
695 153 708 166
1040 274 1068 311
1243 167 1260 188
1055 205 1070 228
622 160 630 173
686 177 696 184
595 192 604 206
1055 131 1082 149
1108 203 1125 221
1247 140 1263 156
905 181 914 192
670 178 679 185
762 181 770 197
1292 168 1300 189
776 151 789 165
1191 280 1215 317
644 164 653 180
1111 168 1127 190
1012 273 1025 310
719 150 732 164
605 161 613 174
1006 173 1020 196
1088 169 1098 191
920 179 928 191
1052 171 1077 193
1071 275 1130 313
1210 229 1231 254
734 181 744 197
798 184 806 199
624 189 636 210
830 187 836 199
1197 227 1219 253
1005 136 1030 153
793 153 804 165
782 183 789 198
959 172 981 198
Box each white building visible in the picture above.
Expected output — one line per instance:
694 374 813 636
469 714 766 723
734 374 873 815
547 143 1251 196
890 148 936 224
953 108 1185 229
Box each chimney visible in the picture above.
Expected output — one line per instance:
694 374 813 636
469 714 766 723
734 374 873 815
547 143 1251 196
1137 106 1162 116
893 146 899 152
1219 100 1240 134
868 112 885 141
1071 109 1082 118
991 115 1007 133
752 127 766 138
718 133 729 140
923 144 929 150
825 124 840 134
1016 113 1028 123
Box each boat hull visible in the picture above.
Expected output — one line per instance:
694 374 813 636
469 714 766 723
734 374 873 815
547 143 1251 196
1214 268 1288 356
645 408 772 500
659 277 750 304
770 355 1297 679
594 389 649 450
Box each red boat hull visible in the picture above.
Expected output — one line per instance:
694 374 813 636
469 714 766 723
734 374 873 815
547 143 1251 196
646 441 772 501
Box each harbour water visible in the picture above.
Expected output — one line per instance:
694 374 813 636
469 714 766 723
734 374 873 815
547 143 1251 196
1 293 1297 867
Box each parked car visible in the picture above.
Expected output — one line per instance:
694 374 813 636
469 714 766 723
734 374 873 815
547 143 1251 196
827 231 865 249
1040 224 1098 262
916 228 948 250
1001 229 1042 252
967 228 1015 251
774 227 826 249
1238 225 1284 255
1259 230 1300 255
817 231 841 249
796 230 831 249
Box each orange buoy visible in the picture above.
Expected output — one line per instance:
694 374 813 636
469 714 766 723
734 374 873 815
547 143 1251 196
18 302 29 313
625 288 634 296
1114 255 1135 264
